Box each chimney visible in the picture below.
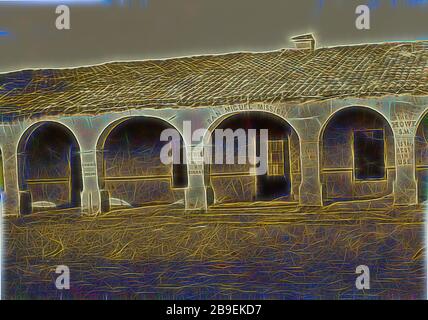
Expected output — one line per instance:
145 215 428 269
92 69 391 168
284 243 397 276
291 33 316 51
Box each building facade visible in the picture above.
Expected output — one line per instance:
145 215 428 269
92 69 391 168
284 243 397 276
1 35 428 216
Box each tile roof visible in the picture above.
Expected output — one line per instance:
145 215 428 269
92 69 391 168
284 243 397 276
1 41 428 118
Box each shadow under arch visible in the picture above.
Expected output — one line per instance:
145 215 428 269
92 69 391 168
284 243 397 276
319 106 396 204
96 116 188 210
414 108 428 203
0 146 3 193
204 110 301 205
17 121 83 214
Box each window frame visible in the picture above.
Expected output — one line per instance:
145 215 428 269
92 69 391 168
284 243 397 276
267 140 286 177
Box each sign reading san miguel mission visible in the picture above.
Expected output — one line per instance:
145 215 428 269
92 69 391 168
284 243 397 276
210 103 283 122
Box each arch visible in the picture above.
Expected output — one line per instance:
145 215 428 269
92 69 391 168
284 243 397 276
204 109 301 144
414 108 428 203
318 105 395 142
17 121 83 213
320 106 395 203
96 116 188 209
205 111 301 205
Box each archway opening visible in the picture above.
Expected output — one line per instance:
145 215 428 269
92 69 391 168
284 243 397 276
98 117 188 209
320 107 395 203
206 111 301 205
415 114 428 203
18 122 83 214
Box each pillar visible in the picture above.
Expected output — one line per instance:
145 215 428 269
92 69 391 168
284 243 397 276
393 133 417 205
0 135 20 217
185 144 208 211
80 149 102 214
299 139 323 206
68 118 103 214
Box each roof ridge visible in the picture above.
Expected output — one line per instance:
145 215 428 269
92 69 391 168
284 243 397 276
1 40 425 75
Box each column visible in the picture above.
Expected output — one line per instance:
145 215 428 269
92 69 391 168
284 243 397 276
67 118 103 214
80 148 102 214
185 144 208 211
299 140 323 206
0 138 20 217
393 133 417 205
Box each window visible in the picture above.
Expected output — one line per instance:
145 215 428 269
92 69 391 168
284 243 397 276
267 140 285 176
353 129 385 180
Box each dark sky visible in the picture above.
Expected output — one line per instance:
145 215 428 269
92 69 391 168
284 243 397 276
0 0 428 72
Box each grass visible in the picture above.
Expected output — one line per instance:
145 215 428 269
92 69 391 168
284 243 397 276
3 203 426 299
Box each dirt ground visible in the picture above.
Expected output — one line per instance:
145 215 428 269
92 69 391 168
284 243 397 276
3 202 427 299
